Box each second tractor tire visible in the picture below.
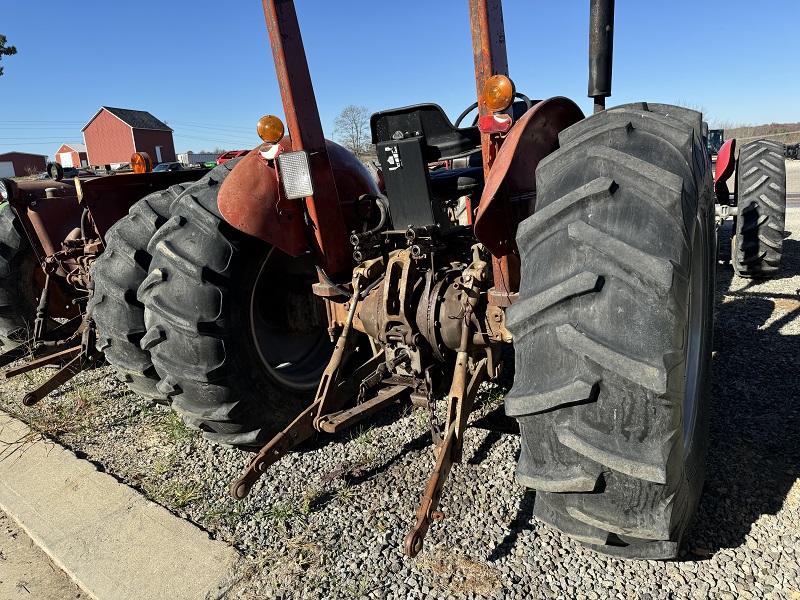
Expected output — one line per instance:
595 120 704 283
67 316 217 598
88 184 188 401
139 160 333 447
733 139 787 278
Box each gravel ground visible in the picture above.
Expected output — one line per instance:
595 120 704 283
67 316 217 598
0 164 798 599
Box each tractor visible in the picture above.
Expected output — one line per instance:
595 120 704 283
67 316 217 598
0 0 788 560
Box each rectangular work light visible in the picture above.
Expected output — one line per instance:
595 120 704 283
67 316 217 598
277 151 315 200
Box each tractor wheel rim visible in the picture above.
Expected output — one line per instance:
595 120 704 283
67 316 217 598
249 248 332 392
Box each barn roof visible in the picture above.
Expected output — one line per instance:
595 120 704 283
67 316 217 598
0 151 48 158
81 107 173 132
63 142 87 152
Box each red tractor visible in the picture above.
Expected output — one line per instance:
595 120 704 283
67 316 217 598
0 0 787 560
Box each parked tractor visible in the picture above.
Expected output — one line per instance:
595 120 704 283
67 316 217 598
0 0 788 560
707 128 724 157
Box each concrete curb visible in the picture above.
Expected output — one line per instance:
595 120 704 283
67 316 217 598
0 412 243 600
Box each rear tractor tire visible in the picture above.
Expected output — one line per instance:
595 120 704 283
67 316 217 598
139 161 334 447
88 184 189 401
505 102 715 559
0 203 40 349
733 139 787 278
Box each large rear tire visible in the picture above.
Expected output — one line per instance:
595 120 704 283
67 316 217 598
733 139 787 278
505 103 715 559
139 161 333 447
0 203 39 349
88 184 188 401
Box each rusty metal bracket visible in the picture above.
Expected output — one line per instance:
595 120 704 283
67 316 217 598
317 384 408 433
0 313 102 406
0 346 81 381
404 306 489 558
20 350 98 407
230 350 384 500
32 272 51 341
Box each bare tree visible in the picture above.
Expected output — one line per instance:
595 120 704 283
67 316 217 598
0 34 17 76
333 105 372 158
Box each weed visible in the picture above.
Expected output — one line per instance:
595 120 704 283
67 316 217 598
334 483 358 505
201 501 243 525
171 480 204 508
67 377 101 409
264 501 304 531
301 487 325 514
351 425 374 447
156 410 199 442
414 407 428 431
344 575 372 598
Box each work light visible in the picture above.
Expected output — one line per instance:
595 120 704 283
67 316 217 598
276 151 314 199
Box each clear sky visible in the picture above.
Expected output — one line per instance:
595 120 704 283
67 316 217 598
1 0 798 160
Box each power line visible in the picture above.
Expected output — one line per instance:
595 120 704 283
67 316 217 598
0 120 84 124
176 133 256 146
168 120 255 133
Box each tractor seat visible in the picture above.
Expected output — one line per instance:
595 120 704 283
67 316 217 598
370 103 481 162
429 166 484 198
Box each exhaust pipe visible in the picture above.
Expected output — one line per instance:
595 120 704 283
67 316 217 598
588 0 615 113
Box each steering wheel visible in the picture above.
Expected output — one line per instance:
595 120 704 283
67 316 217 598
454 93 533 128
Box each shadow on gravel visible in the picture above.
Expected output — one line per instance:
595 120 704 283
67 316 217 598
686 224 800 555
487 490 536 562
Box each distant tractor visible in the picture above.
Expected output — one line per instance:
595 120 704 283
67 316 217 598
0 0 789 561
708 128 724 157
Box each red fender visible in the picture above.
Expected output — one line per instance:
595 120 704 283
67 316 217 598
714 138 736 205
715 139 736 184
218 139 378 257
474 97 585 257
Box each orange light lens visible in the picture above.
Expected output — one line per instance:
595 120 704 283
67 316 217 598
257 115 285 143
131 152 152 174
482 75 515 113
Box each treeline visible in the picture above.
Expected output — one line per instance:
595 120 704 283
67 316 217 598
721 122 800 146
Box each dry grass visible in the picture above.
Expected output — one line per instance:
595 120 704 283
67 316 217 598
257 533 327 593
417 547 501 597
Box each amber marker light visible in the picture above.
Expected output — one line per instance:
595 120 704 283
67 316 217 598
257 115 285 144
131 152 152 174
482 75 515 113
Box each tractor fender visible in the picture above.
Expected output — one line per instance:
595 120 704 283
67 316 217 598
218 139 378 257
474 97 584 257
715 138 736 184
714 138 736 204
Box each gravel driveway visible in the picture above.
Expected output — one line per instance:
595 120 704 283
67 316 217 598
0 165 799 600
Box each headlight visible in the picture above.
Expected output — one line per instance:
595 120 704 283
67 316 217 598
0 179 8 202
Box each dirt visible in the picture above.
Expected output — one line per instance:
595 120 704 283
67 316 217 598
0 512 86 600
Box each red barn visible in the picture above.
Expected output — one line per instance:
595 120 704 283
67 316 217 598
82 107 176 167
0 152 47 178
54 142 88 168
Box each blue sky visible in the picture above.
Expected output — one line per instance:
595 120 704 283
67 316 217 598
1 0 798 160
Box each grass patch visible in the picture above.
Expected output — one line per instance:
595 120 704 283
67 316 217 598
333 482 359 506
155 410 199 443
262 500 305 532
139 454 205 510
350 425 374 447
